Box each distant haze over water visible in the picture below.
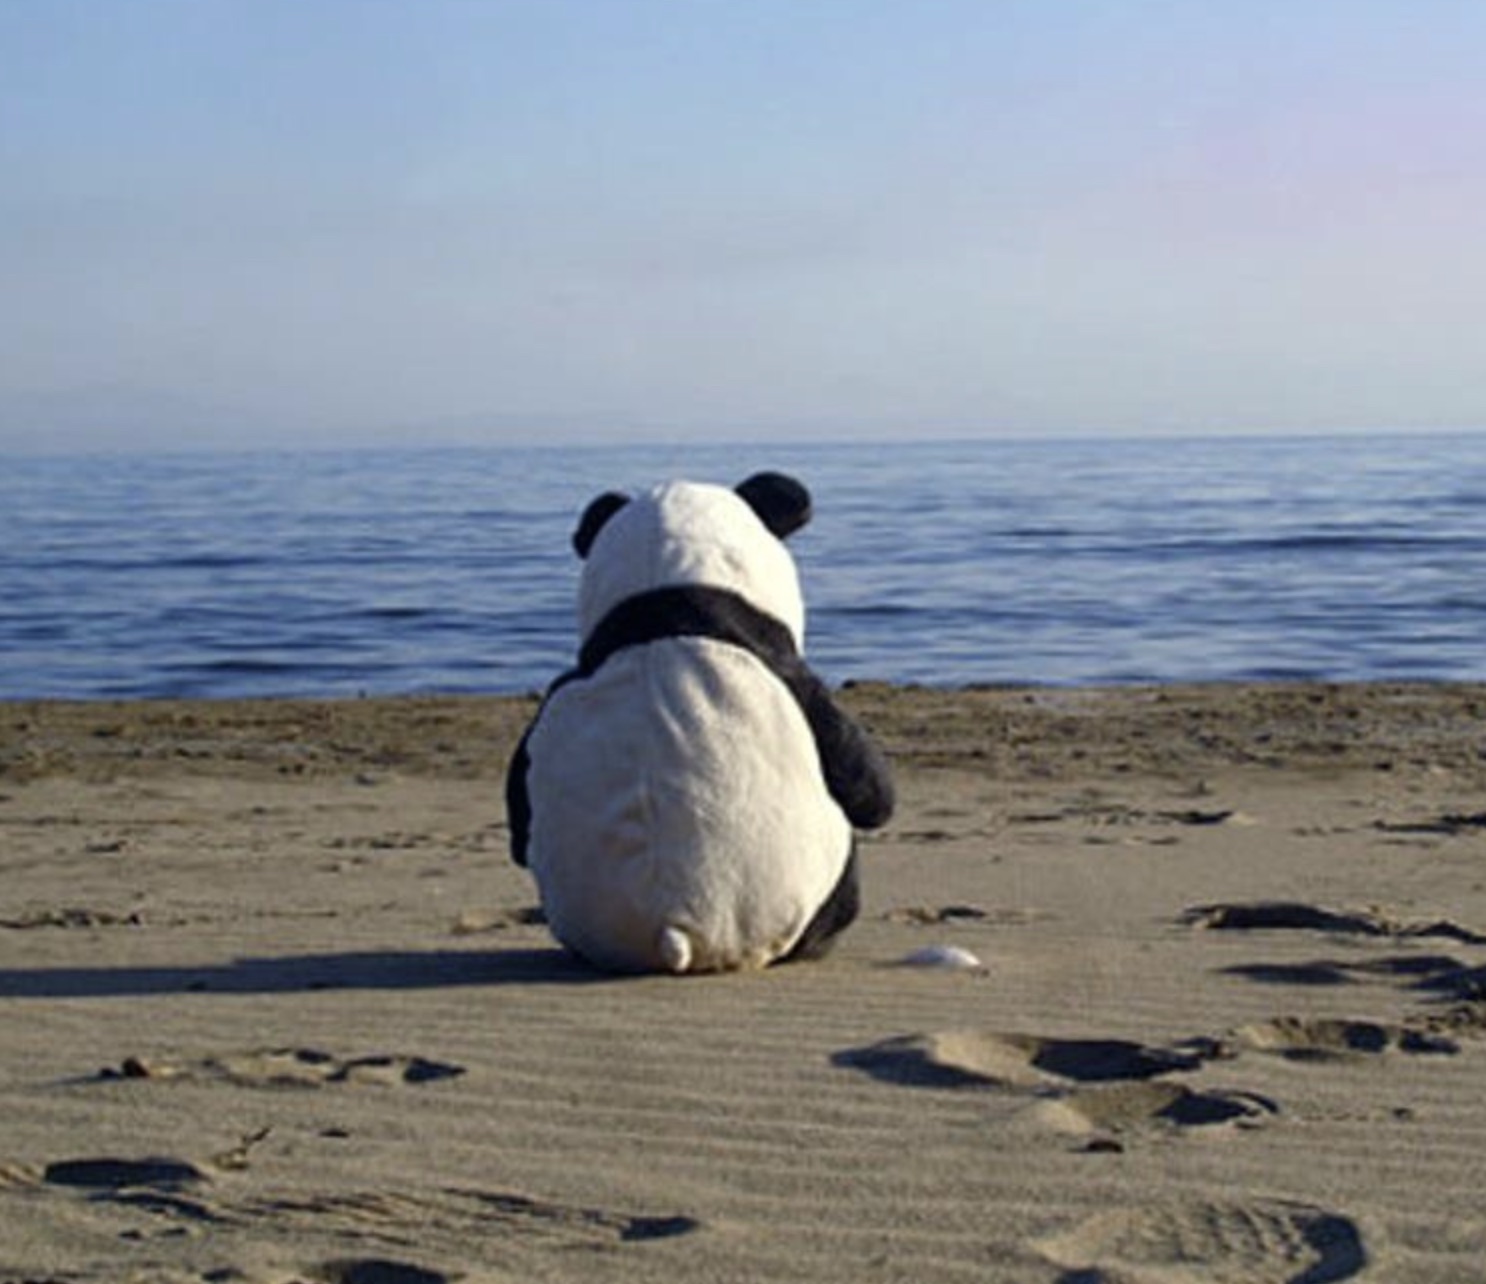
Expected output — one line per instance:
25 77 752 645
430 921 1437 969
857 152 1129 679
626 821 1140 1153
3 433 1485 700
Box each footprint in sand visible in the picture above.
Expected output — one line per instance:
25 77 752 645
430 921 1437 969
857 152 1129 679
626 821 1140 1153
844 1028 1283 1141
1233 1017 1458 1061
0 905 144 930
1199 904 1486 1034
833 1030 1216 1090
837 1010 1467 1142
834 1031 1271 1138
1184 900 1486 944
882 903 1044 929
313 1260 454 1284
207 1049 466 1088
249 1185 701 1254
1036 1196 1366 1283
96 1048 466 1089
883 904 992 926
42 1156 208 1190
1039 1080 1278 1136
24 1158 700 1268
38 1154 224 1227
1185 901 1392 936
1221 953 1470 990
1374 809 1486 837
1415 963 1486 1003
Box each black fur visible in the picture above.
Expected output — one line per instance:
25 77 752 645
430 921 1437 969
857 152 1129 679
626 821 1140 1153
578 584 794 677
572 492 630 558
783 843 861 962
735 472 812 539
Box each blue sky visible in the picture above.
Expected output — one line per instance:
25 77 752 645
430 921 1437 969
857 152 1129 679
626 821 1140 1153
3 0 1484 452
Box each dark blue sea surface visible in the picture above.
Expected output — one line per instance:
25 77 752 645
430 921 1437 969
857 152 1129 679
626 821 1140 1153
3 434 1486 700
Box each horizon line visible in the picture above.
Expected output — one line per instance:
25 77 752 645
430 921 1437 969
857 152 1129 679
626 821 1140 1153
5 421 1486 462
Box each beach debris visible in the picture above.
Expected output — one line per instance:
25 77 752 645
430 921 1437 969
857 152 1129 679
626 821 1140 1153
212 1126 273 1171
898 943 984 970
97 1054 181 1081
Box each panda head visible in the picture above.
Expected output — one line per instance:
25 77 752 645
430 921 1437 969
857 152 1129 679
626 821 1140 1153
570 471 813 647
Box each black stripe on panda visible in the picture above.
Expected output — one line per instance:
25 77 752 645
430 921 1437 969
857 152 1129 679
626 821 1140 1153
577 584 796 678
505 584 894 869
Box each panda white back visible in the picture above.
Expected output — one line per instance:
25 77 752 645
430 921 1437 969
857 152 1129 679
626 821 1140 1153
526 635 850 972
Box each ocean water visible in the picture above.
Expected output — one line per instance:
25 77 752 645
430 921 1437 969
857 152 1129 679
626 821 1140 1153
3 433 1486 701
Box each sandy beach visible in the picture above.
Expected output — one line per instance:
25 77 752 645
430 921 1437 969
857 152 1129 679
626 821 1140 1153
3 682 1485 1283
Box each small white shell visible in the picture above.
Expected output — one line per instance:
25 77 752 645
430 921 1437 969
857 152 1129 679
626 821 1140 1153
899 944 984 970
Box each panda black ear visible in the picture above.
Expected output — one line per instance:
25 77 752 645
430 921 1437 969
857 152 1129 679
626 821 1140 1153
572 492 630 558
736 472 812 539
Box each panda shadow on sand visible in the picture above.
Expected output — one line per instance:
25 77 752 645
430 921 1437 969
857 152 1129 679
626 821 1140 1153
506 471 895 976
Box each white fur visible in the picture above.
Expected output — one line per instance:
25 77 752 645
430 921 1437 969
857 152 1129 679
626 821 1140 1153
524 481 850 973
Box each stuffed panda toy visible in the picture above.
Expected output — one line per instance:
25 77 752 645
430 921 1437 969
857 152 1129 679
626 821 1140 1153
505 471 894 974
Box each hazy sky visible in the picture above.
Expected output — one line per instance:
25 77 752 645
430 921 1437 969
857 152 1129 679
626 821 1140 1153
3 0 1484 452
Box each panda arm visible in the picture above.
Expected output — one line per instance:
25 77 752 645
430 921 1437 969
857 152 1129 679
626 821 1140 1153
505 671 583 867
504 723 535 868
783 660 895 829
